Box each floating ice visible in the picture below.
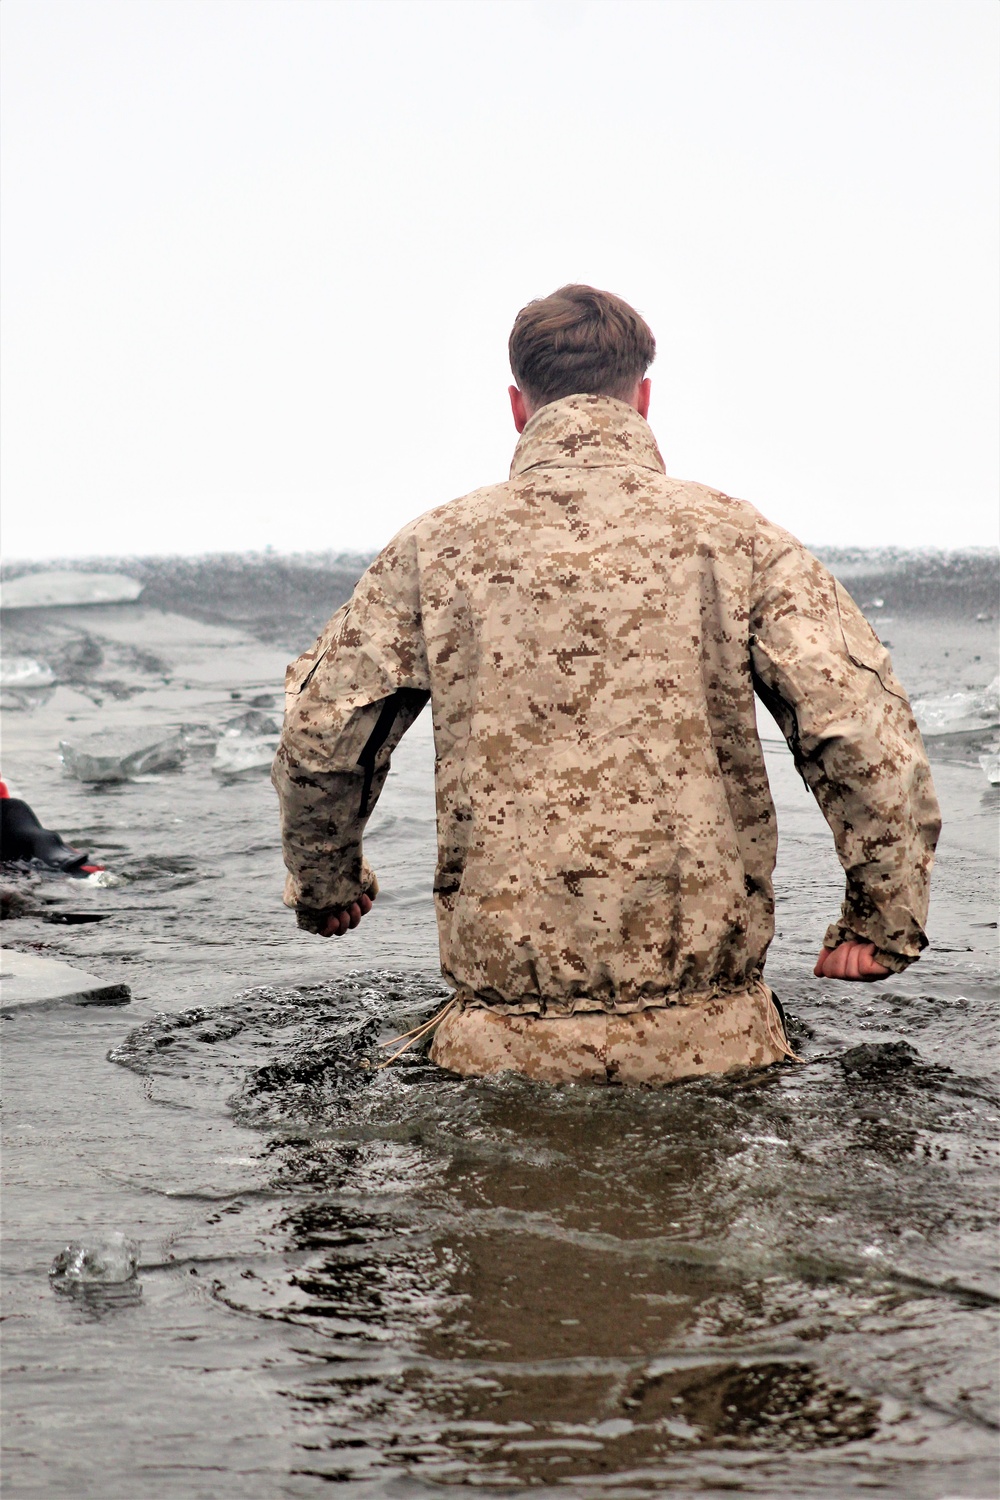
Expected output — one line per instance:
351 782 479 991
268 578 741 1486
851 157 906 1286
212 734 279 778
210 708 280 777
177 724 219 760
59 727 187 782
225 708 279 736
49 1231 139 1284
1 571 143 609
0 657 55 689
911 675 1000 737
978 750 1000 785
0 949 130 1012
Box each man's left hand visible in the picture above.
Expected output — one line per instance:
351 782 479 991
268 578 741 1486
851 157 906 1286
317 892 374 937
814 940 890 981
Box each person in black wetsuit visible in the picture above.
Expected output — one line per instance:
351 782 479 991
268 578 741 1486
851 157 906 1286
0 781 100 874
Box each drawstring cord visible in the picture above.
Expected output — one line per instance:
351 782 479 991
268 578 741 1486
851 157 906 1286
762 987 804 1064
376 997 458 1070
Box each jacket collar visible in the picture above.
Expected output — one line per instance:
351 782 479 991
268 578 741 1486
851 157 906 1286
509 393 666 479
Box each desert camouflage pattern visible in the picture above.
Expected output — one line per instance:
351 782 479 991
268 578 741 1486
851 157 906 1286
428 981 791 1084
274 394 940 1017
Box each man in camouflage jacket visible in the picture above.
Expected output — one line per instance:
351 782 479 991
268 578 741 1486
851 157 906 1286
273 286 940 1084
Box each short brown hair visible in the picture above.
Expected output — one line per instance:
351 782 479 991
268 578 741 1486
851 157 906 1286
508 284 655 406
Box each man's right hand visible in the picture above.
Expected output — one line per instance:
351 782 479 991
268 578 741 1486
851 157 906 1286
814 940 890 981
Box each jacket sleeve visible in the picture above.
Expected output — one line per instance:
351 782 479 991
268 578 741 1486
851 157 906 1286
749 520 941 971
272 523 430 929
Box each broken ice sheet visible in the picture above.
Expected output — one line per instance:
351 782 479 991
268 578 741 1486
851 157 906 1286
978 749 1000 785
911 675 1000 736
0 657 55 689
210 709 280 778
179 724 222 760
59 727 187 783
1 571 143 609
212 734 279 778
223 708 279 736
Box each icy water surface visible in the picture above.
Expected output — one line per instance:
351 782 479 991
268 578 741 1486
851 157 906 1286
1 550 998 1499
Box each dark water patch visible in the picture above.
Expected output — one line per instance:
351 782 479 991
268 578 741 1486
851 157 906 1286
114 853 209 889
117 853 200 878
286 1357 880 1489
837 1038 941 1080
109 973 451 1118
625 1358 879 1448
236 1028 381 1124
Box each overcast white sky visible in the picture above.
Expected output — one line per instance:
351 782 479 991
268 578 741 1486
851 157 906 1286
2 0 997 559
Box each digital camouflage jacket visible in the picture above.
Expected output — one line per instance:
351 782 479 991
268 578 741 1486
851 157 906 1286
273 395 940 1015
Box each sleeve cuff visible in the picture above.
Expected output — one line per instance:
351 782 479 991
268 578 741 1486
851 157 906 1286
822 922 918 973
287 867 380 932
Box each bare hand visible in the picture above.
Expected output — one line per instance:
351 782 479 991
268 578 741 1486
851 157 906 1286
814 940 890 982
319 892 374 938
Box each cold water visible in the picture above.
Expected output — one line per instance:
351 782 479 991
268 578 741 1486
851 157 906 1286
1 550 997 1499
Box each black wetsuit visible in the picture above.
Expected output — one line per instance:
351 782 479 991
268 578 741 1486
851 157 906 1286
0 798 90 872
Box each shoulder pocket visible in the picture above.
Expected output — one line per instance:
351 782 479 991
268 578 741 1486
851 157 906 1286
833 581 908 703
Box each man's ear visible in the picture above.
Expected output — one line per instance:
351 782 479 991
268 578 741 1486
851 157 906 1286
636 378 651 420
509 386 530 434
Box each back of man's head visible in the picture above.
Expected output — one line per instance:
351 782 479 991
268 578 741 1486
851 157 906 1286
508 285 656 409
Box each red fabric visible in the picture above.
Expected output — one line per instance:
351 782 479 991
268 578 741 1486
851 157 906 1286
0 780 9 799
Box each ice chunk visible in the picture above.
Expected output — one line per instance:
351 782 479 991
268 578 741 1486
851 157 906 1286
212 733 279 778
978 750 1000 785
0 949 131 1012
177 723 221 759
225 708 279 736
1 571 143 609
59 726 187 782
0 657 55 689
210 708 281 777
179 711 279 765
911 676 1000 737
50 1231 139 1284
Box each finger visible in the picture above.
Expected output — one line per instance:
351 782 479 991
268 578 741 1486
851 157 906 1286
814 949 833 977
833 948 853 979
856 943 876 974
844 944 862 980
824 946 849 979
347 902 362 929
359 894 373 916
858 945 890 979
829 944 851 980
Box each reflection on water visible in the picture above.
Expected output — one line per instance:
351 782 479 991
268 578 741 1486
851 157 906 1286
106 978 999 1491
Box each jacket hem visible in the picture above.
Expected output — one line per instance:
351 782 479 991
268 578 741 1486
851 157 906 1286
452 976 765 1018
